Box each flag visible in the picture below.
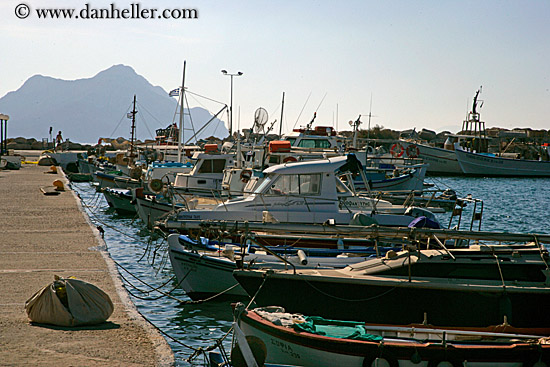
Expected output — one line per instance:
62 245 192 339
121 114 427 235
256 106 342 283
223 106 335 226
127 112 135 119
169 88 180 97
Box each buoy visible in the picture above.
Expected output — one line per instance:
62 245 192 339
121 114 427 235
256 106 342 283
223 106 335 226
53 179 65 191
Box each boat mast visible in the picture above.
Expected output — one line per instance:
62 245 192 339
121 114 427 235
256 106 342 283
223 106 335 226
279 92 285 138
462 87 487 152
129 94 137 163
177 61 186 163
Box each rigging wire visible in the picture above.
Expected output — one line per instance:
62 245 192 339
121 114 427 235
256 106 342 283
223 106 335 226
292 91 312 129
108 100 134 138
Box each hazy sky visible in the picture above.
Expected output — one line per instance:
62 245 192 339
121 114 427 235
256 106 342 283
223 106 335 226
1 0 549 134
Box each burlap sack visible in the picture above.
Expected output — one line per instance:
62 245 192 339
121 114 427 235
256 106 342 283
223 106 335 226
25 276 114 326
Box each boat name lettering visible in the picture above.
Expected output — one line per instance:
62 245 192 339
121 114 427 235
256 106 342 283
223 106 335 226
178 214 202 220
338 198 372 210
270 338 301 359
272 200 329 208
470 154 504 165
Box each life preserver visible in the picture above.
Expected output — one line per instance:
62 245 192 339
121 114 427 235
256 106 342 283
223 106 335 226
390 143 404 157
283 156 298 163
240 169 252 183
406 144 420 158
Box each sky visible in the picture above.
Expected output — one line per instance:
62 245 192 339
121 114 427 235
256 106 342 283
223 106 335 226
1 0 549 136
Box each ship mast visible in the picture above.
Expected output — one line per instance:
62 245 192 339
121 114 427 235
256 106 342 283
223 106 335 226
177 61 186 163
129 94 137 163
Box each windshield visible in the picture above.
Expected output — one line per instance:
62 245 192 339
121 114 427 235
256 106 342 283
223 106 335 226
253 176 272 194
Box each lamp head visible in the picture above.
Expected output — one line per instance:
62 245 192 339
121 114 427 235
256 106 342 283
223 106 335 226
221 70 227 74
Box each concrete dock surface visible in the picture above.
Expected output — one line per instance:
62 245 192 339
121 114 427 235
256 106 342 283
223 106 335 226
0 155 174 366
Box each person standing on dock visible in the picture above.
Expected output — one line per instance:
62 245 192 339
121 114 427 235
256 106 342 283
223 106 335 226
55 131 63 151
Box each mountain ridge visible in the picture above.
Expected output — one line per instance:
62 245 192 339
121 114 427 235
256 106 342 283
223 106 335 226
0 65 229 144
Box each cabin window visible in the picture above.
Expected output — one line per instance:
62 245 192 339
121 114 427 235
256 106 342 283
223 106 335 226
197 159 226 174
268 174 321 196
286 138 296 146
254 176 272 194
335 178 350 193
297 139 331 149
268 155 281 164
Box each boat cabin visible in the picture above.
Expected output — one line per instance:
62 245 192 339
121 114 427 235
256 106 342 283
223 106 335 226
282 126 342 150
193 155 437 226
173 153 235 194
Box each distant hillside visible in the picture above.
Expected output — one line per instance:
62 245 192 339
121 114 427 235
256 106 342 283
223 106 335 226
0 64 229 144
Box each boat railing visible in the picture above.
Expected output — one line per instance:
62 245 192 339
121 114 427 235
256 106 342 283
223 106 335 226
448 196 484 232
159 218 550 251
242 232 297 274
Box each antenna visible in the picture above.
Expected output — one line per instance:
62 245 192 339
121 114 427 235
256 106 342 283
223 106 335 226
314 92 328 112
279 92 285 137
293 91 312 129
252 107 268 139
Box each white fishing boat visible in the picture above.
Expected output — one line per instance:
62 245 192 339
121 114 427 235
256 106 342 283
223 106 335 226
398 88 491 175
351 163 428 193
172 151 236 197
167 233 383 300
455 146 550 177
398 139 463 174
165 155 439 228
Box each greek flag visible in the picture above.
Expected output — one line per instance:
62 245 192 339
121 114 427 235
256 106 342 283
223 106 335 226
169 88 180 97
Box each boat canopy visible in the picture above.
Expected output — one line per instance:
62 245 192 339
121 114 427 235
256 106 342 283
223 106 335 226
263 154 362 175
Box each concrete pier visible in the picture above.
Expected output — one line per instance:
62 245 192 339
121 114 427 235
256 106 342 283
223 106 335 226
0 155 174 366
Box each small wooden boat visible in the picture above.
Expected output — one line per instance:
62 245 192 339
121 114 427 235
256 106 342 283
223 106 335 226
234 242 550 329
235 306 550 367
102 187 136 215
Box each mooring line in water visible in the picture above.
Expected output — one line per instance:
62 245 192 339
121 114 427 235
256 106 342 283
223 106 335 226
179 283 242 305
113 259 186 302
73 184 235 360
302 274 398 302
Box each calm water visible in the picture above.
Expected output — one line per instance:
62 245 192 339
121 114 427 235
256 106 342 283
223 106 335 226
72 176 550 366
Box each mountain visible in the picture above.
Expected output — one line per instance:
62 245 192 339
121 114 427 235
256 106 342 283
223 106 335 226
0 65 229 144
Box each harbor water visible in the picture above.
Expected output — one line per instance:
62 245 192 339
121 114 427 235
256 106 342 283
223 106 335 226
72 176 550 366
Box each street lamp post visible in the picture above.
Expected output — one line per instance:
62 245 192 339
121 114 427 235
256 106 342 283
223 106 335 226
221 69 243 138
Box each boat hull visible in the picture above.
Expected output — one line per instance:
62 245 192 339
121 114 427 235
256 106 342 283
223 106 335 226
102 188 136 214
456 148 550 177
167 235 376 300
238 309 550 367
134 196 175 228
233 270 550 329
400 140 462 174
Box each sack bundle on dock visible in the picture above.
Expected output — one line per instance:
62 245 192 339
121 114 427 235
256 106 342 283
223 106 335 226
25 275 114 326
